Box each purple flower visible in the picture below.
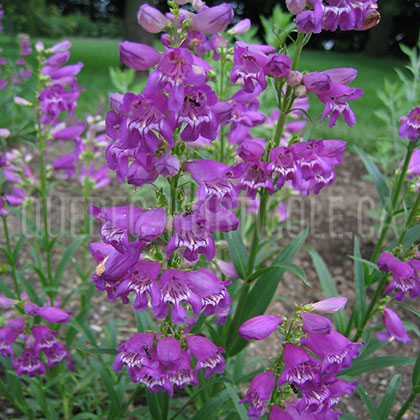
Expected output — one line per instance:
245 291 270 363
301 312 333 336
154 155 180 178
238 370 275 419
45 51 70 67
113 332 156 372
31 326 69 368
3 187 27 207
239 315 284 341
51 123 86 140
186 335 225 378
296 1 323 34
166 211 216 262
383 258 420 301
165 350 198 390
278 343 320 387
156 336 182 366
114 260 162 311
318 83 363 128
231 42 268 96
301 331 363 375
137 4 168 33
268 146 302 190
264 54 292 80
236 161 274 199
377 307 410 344
399 107 420 141
304 72 332 95
190 3 233 34
0 296 16 308
49 40 72 53
175 84 218 142
184 159 239 209
119 41 161 71
0 317 25 358
12 349 46 377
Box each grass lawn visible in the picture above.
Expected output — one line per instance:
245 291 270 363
0 35 406 152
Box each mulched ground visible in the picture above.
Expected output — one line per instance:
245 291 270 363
0 145 419 419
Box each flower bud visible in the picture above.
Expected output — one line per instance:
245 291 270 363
190 3 234 34
301 312 332 335
192 0 204 10
228 18 251 35
377 307 410 344
308 297 347 313
14 96 32 106
35 41 45 52
48 40 71 53
137 4 168 34
294 84 307 98
0 296 16 308
238 315 284 341
286 0 306 15
264 53 292 80
119 40 161 71
0 128 10 138
38 307 71 324
24 302 39 316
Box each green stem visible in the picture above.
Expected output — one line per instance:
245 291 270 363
352 274 388 342
371 139 418 261
394 389 419 420
2 216 21 297
246 191 269 276
398 190 420 246
273 31 305 148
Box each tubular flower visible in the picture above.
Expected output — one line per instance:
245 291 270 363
239 370 275 419
239 315 284 341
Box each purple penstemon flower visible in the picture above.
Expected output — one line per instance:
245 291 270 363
166 210 216 262
238 370 275 419
190 3 234 34
119 41 161 71
377 307 410 344
231 41 268 96
239 315 284 341
184 159 239 209
175 84 219 142
301 330 363 375
236 161 274 199
186 335 225 378
399 107 420 141
12 349 46 377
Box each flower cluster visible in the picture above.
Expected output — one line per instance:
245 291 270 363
0 147 35 216
286 0 380 33
0 296 71 377
0 24 33 91
238 298 361 419
375 250 420 344
114 332 224 395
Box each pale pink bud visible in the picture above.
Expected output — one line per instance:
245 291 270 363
0 128 10 138
137 4 168 34
192 0 204 9
309 297 348 313
285 70 303 86
217 260 238 279
286 0 306 15
294 85 308 97
175 0 190 4
228 18 251 35
35 41 45 52
14 96 31 106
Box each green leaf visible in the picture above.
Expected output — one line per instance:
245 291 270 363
378 374 401 420
169 377 233 420
0 277 16 298
15 270 40 304
91 360 121 418
394 301 420 319
77 347 118 355
358 330 388 361
190 389 230 420
387 224 420 249
71 414 98 420
53 237 85 288
247 263 308 287
308 248 347 333
12 234 26 262
354 146 390 208
356 384 377 420
228 229 308 357
135 310 157 332
412 347 420 387
224 383 248 420
341 415 359 420
353 238 366 328
227 230 249 279
341 356 414 378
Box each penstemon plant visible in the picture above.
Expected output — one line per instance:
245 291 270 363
1 1 420 419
